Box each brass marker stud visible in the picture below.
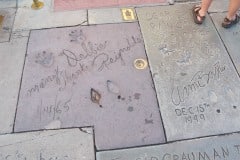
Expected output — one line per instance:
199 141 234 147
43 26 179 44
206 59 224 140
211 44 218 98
32 0 44 10
134 59 148 70
0 15 4 28
121 8 136 21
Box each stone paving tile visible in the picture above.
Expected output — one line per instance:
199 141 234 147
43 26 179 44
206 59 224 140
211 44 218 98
0 8 16 42
13 0 87 32
88 8 135 25
54 0 167 11
136 4 240 141
210 13 240 75
97 133 240 160
208 0 228 13
0 0 16 8
14 23 166 150
0 128 94 160
0 31 29 134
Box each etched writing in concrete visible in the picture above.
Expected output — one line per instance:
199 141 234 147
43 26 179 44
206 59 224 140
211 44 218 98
97 133 240 160
0 128 94 160
137 4 240 141
15 23 165 150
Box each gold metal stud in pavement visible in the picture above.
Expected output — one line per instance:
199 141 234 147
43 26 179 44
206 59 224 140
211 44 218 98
134 59 148 70
32 0 44 10
121 8 136 21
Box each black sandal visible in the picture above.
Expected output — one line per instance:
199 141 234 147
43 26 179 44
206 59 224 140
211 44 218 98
192 6 205 24
222 14 240 28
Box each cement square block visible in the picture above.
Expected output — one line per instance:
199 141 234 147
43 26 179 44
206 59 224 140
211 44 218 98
13 0 87 32
14 23 166 150
208 0 229 13
0 128 94 160
0 31 29 134
97 133 240 160
136 4 240 141
0 8 16 42
210 13 240 75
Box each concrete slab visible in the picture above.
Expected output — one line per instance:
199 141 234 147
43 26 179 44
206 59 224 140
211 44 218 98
210 13 240 75
0 0 16 8
208 0 228 13
136 4 240 141
0 128 94 160
0 8 16 42
54 0 167 11
13 0 87 32
14 23 166 150
97 133 240 160
88 8 134 25
0 31 29 134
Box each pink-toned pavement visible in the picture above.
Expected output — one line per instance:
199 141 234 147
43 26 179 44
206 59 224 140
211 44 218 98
54 0 167 11
0 0 240 160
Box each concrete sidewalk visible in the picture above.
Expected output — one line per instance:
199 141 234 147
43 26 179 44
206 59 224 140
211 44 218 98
0 0 240 159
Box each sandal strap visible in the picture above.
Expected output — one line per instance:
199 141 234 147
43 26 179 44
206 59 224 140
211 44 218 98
194 6 205 19
224 14 239 23
224 17 231 23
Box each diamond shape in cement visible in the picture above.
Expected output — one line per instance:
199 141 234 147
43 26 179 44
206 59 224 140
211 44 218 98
14 23 166 150
0 128 94 160
137 4 240 141
0 8 15 42
97 133 240 160
210 13 240 75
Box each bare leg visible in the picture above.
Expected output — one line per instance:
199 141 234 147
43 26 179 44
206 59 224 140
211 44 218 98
195 0 213 21
226 0 240 20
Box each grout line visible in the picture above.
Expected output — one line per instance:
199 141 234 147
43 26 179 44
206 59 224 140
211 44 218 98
135 12 168 142
87 9 89 25
92 126 97 160
11 125 94 135
9 7 17 41
97 131 240 152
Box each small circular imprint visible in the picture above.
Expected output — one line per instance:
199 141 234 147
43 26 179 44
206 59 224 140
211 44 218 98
216 109 221 113
134 59 148 70
127 106 134 112
233 106 237 109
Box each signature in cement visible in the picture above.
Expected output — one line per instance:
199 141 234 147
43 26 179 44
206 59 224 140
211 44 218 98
61 40 108 67
39 95 71 121
26 35 143 96
0 152 70 160
171 62 226 106
61 35 142 71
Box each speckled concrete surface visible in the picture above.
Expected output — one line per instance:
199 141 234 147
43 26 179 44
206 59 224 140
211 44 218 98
0 0 240 158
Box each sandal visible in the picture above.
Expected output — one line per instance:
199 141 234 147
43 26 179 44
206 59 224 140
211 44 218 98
192 6 205 24
222 14 240 28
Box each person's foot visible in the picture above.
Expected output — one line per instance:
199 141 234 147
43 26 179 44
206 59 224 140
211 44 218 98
222 14 240 28
192 6 206 24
